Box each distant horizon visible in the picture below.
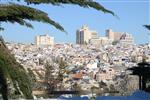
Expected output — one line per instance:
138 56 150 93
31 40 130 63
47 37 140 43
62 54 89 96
3 25 150 45
1 0 149 44
2 26 150 45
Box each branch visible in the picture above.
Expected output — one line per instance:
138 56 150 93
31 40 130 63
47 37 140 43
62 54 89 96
0 3 66 32
144 25 150 31
24 0 115 16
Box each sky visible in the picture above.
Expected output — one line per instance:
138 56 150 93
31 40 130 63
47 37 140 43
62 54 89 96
1 0 150 44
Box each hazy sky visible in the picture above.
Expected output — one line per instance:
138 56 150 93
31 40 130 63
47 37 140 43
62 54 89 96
1 0 150 44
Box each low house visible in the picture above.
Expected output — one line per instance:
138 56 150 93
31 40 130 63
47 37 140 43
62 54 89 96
96 68 115 81
72 73 83 80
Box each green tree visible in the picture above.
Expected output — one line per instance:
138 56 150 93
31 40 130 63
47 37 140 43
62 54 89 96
0 60 8 100
0 40 33 100
112 40 119 45
27 68 36 89
0 0 115 32
57 58 67 90
44 62 55 92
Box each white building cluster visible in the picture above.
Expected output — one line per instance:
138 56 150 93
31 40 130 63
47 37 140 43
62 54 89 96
5 26 148 96
106 29 134 45
76 25 134 47
6 41 150 94
35 34 54 46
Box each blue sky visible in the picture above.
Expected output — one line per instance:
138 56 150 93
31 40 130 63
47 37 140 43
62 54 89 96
1 0 150 44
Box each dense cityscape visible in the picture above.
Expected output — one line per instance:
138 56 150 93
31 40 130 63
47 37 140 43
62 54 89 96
4 25 150 99
0 0 149 100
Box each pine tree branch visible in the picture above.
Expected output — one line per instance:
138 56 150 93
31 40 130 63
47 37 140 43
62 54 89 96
144 25 150 31
0 3 66 32
24 0 115 16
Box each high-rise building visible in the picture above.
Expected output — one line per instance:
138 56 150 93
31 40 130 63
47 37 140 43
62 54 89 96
120 33 134 45
106 29 134 45
76 25 98 44
106 29 115 40
35 34 54 46
106 29 122 41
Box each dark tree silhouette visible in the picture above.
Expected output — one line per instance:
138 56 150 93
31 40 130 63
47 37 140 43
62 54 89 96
0 63 8 100
128 60 150 91
144 25 150 30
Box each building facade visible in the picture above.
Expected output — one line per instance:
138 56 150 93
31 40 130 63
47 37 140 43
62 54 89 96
35 34 54 46
106 29 134 45
89 37 112 47
106 29 123 41
120 33 134 45
76 25 98 44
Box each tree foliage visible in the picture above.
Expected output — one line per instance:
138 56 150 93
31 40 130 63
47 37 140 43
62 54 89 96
57 58 67 90
27 68 36 89
24 0 115 15
0 3 65 32
44 62 55 91
0 0 115 32
0 59 8 100
144 25 150 31
0 40 33 99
